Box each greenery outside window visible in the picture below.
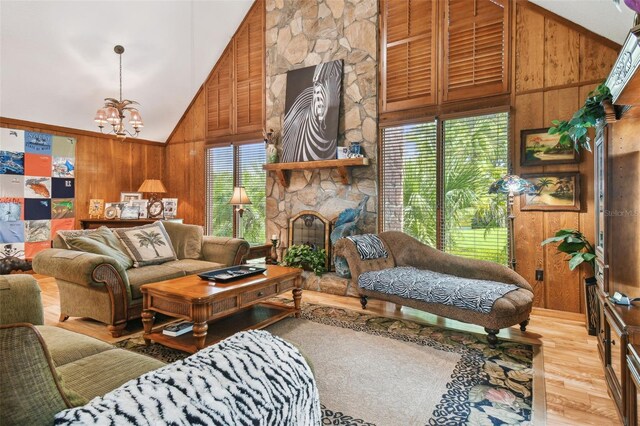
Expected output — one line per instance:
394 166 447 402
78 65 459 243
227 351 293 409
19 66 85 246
381 112 509 265
205 142 266 246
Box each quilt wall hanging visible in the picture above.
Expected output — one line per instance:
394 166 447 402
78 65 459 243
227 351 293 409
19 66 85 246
0 128 76 262
281 59 343 162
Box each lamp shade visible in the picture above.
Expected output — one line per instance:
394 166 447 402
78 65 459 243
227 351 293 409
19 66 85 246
489 174 534 195
229 186 252 205
137 179 167 193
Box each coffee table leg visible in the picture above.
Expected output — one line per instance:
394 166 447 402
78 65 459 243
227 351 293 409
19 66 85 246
142 310 155 346
293 276 302 318
193 321 208 350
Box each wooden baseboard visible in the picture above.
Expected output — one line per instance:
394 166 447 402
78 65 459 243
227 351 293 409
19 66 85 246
532 307 585 322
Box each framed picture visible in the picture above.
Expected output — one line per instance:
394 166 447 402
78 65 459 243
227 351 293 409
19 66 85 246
521 173 581 211
120 192 142 202
521 128 579 166
281 60 343 162
88 199 104 219
120 204 140 220
162 198 178 219
104 202 126 218
130 199 148 219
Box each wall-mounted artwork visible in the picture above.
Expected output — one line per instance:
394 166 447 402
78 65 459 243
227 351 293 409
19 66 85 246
0 128 76 262
521 173 581 211
281 60 343 162
520 128 579 166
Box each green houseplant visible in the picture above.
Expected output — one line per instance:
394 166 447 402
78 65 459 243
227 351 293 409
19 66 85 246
548 82 612 152
281 244 327 276
541 229 598 335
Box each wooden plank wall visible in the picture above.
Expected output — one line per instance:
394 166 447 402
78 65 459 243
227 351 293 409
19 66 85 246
165 90 206 226
0 118 165 228
512 2 619 312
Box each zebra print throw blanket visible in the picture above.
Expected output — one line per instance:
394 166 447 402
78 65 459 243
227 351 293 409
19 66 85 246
54 331 321 426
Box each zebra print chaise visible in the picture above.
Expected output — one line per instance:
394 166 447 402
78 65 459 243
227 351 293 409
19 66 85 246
334 232 534 348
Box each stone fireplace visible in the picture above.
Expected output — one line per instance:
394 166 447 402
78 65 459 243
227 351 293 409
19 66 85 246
288 211 332 269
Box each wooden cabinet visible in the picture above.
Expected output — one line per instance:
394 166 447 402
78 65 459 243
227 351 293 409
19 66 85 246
379 0 509 113
205 0 264 140
628 345 640 426
596 24 640 426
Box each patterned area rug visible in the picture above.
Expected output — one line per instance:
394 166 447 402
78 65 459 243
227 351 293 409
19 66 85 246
116 301 541 425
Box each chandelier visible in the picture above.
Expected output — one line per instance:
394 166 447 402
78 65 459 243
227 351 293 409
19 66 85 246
94 45 143 139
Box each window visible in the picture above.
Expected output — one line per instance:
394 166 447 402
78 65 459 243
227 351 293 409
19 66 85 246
381 112 509 264
205 142 266 246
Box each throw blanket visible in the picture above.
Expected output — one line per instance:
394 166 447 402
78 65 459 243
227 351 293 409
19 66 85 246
359 266 519 314
55 331 321 426
346 234 388 260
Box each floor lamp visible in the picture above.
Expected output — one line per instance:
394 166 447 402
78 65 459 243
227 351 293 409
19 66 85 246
229 186 252 239
489 174 534 270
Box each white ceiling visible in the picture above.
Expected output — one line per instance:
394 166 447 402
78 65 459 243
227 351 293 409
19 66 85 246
530 0 636 45
0 1 634 143
0 0 253 142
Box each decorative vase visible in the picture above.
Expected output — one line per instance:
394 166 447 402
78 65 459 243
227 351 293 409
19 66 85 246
266 143 278 164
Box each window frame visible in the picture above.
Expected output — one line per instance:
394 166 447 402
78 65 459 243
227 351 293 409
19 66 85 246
378 106 512 264
205 140 266 245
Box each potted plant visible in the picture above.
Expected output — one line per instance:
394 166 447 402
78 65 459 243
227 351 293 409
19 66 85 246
541 229 598 335
281 244 327 276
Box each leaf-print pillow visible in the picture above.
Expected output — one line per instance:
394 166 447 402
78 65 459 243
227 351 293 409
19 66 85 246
114 222 177 267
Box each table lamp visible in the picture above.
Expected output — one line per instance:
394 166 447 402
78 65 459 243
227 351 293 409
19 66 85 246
138 179 167 218
489 174 534 270
229 186 252 238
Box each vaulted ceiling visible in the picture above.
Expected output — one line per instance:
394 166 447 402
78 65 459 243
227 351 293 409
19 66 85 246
0 0 634 143
0 0 252 142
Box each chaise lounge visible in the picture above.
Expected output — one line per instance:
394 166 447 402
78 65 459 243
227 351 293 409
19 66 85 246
334 231 534 347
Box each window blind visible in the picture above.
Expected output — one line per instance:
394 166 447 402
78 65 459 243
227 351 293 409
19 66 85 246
238 143 266 245
442 112 509 264
205 145 234 237
380 112 509 265
381 122 438 246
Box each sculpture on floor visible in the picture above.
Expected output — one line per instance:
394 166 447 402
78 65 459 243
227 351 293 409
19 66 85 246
330 195 369 278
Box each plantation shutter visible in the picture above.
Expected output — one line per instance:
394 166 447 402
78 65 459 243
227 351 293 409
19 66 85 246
444 0 509 102
442 112 509 264
205 145 234 237
206 46 234 138
381 0 437 112
237 143 266 245
381 121 438 247
234 4 264 134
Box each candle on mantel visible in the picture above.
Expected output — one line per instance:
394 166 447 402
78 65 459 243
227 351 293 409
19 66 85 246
271 234 278 240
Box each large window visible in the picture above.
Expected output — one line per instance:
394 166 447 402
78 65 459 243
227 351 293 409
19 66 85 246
205 142 266 246
381 112 509 264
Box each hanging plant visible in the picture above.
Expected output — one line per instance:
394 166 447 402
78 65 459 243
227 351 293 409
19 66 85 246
548 82 612 152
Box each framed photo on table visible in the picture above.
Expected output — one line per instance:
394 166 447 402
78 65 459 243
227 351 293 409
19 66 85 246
520 172 581 211
88 199 104 219
162 198 178 219
130 199 148 218
520 128 579 166
120 204 140 220
120 192 142 203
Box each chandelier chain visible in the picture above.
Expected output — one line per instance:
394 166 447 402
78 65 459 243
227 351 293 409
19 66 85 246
119 52 123 102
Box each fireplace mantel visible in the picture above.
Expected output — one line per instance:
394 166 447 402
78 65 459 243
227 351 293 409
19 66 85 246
263 157 369 187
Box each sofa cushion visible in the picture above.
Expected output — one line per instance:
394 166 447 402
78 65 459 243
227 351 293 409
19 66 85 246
161 221 204 260
37 325 113 367
66 236 133 271
127 265 186 300
163 259 224 275
56 228 97 249
57 348 165 402
114 222 177 267
358 266 520 314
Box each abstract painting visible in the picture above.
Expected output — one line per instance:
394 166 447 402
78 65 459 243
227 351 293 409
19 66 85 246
281 60 343 162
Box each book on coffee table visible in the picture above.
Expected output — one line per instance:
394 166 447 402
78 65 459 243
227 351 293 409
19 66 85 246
162 321 193 337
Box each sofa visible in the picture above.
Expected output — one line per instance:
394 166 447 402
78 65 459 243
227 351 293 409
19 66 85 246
0 275 321 426
33 221 250 337
334 231 534 348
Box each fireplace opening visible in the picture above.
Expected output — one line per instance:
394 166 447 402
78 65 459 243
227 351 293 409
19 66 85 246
288 210 331 270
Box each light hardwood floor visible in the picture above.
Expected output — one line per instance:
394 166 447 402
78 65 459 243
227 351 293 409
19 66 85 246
35 275 619 425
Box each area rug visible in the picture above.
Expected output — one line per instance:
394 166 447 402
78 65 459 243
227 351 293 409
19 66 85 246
116 302 543 425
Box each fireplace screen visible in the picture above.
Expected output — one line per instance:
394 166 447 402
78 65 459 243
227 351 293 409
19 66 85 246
288 211 331 269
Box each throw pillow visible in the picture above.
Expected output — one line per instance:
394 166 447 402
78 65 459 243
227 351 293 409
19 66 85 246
56 229 97 249
161 221 204 260
113 222 177 267
346 234 389 260
82 226 133 264
65 236 133 271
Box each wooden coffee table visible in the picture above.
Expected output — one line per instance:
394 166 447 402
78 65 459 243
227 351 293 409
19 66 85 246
141 264 302 353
